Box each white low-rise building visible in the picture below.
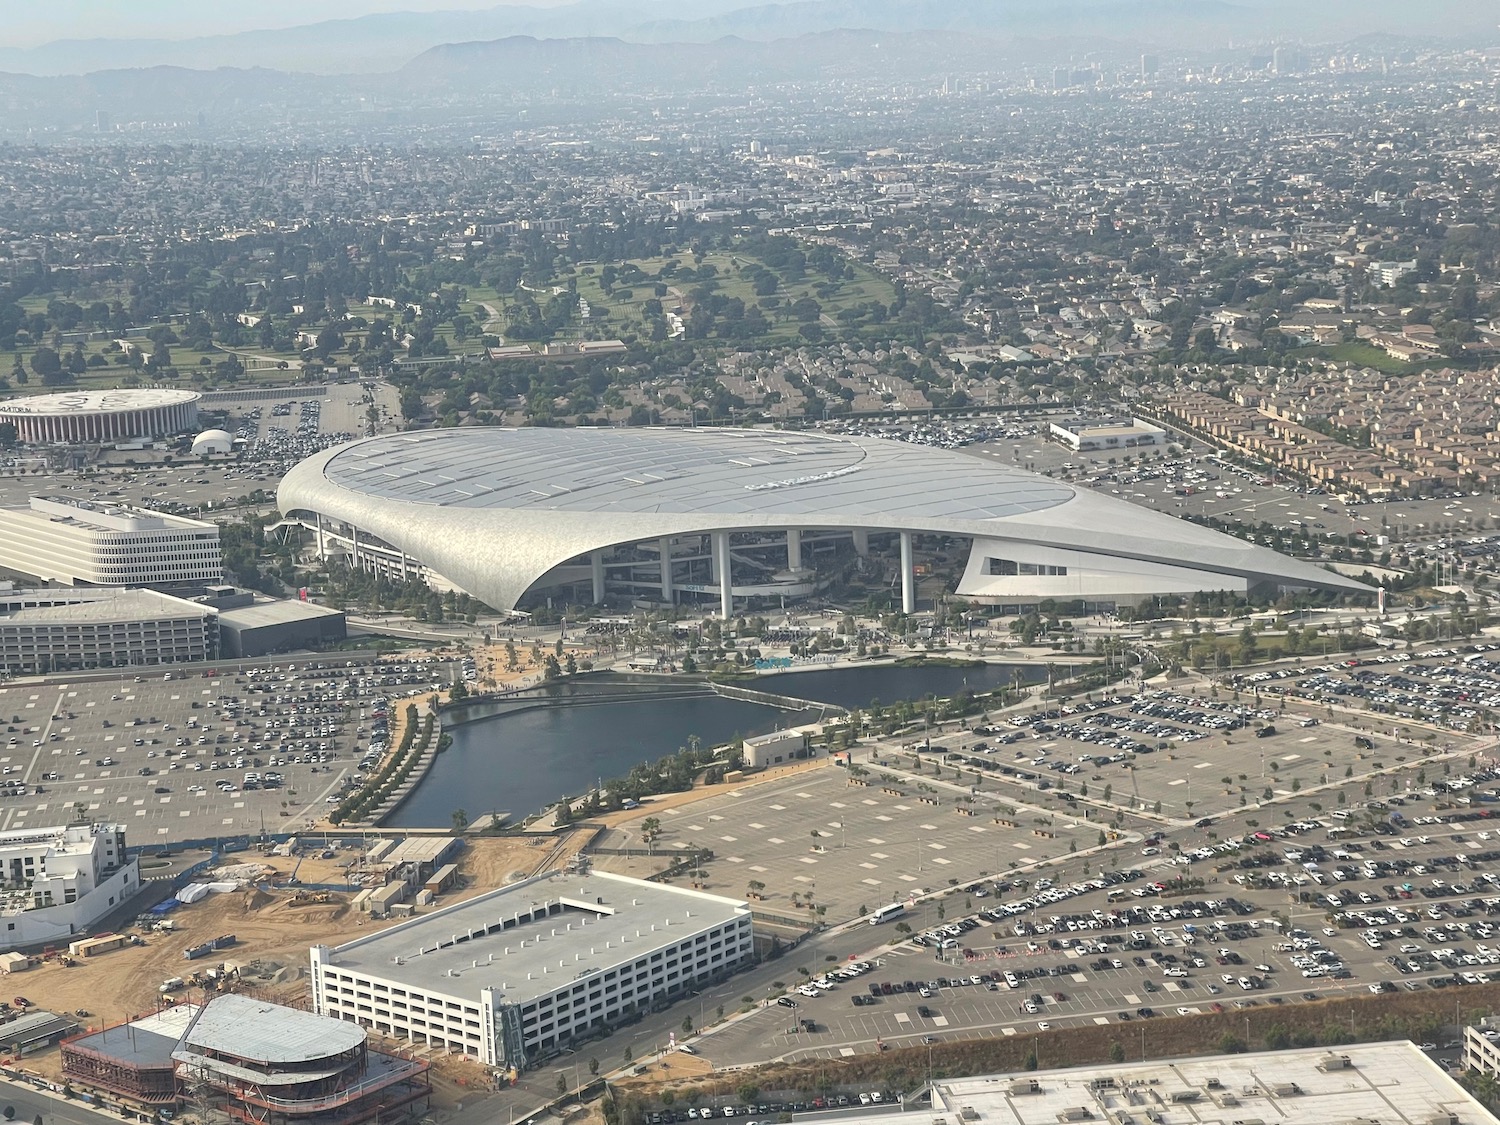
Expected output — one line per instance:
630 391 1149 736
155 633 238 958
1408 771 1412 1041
1048 417 1168 452
311 870 753 1069
0 823 139 948
0 587 217 674
0 497 222 588
849 1043 1489 1125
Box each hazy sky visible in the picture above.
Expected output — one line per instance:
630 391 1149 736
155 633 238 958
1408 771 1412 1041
5 0 573 47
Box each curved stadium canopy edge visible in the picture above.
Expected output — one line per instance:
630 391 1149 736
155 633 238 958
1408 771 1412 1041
276 427 1370 613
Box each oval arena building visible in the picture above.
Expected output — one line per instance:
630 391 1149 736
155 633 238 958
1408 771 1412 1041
0 389 200 445
277 427 1369 616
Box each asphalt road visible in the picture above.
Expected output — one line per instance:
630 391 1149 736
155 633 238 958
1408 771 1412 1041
0 1075 140 1125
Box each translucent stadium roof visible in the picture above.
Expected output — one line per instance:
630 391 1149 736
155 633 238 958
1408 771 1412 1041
279 427 1370 611
321 428 1076 521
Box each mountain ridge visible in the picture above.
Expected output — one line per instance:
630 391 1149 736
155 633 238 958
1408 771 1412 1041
0 0 1493 77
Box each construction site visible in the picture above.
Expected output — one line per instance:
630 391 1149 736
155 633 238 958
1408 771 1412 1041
10 830 590 1110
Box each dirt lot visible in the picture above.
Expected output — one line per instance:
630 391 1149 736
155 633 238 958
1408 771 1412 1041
20 833 589 1080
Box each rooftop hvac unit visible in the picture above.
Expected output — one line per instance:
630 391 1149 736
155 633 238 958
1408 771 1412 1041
1060 1109 1094 1122
1009 1080 1041 1096
1317 1054 1353 1071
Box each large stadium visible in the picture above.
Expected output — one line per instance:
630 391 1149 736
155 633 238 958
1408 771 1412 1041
0 389 200 444
276 427 1369 615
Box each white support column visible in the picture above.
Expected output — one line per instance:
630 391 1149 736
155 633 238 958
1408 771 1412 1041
786 529 802 572
350 528 360 568
591 550 605 604
852 529 869 557
900 530 915 615
714 531 732 619
315 513 326 558
659 537 674 602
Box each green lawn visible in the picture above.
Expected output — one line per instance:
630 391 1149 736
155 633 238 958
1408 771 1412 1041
552 248 897 344
1289 340 1448 375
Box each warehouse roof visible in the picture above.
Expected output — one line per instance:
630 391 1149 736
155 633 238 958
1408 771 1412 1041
912 1042 1485 1125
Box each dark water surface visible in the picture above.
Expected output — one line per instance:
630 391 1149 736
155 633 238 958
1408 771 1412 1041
389 662 1046 826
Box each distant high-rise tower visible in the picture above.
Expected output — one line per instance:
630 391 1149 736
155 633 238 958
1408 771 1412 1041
1052 68 1070 92
1140 54 1159 78
94 110 109 132
1272 45 1306 75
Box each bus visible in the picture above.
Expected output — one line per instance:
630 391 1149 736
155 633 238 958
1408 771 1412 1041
869 903 906 925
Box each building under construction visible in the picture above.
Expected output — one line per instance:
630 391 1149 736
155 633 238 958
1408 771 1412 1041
61 995 430 1124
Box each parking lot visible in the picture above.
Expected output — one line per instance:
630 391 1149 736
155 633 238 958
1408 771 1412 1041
601 764 1102 924
1242 642 1500 735
895 686 1467 830
965 425 1500 551
704 811 1500 1065
0 654 450 840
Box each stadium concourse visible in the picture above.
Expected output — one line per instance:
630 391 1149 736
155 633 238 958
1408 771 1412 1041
277 427 1369 616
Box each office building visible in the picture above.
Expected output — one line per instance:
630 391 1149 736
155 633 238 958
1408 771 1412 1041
0 496 222 588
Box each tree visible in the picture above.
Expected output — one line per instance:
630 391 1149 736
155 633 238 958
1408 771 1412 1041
452 808 469 833
0 422 16 449
640 817 662 854
29 347 61 383
556 1074 567 1098
1108 1041 1126 1063
589 1057 600 1077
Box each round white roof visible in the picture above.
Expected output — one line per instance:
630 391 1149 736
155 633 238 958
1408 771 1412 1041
193 428 233 444
0 389 200 416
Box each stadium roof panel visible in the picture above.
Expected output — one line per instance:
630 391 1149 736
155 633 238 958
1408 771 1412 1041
322 428 1075 520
